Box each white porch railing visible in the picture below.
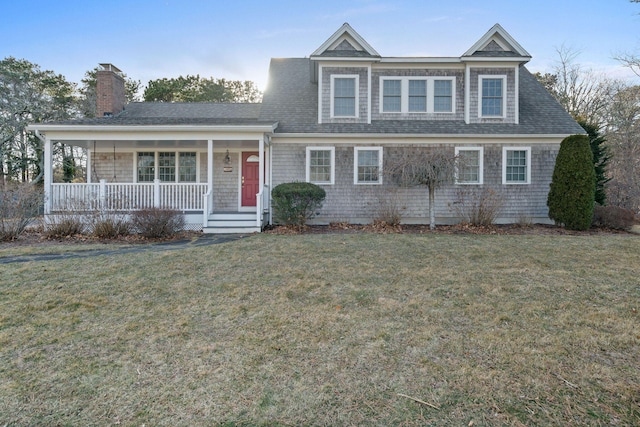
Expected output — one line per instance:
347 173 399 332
256 184 270 228
50 180 208 212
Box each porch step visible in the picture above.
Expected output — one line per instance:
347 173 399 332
203 212 261 234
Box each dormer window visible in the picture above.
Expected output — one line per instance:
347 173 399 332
380 77 455 114
331 75 359 118
480 76 506 117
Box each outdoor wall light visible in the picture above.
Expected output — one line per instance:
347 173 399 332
224 149 231 165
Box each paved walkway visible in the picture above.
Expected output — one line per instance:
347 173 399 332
0 234 248 265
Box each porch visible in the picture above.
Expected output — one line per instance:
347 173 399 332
29 121 278 234
49 180 269 233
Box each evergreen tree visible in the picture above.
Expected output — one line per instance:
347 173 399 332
547 135 596 230
577 120 610 205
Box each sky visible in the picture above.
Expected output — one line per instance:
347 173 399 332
2 0 639 93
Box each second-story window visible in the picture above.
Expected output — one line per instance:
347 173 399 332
382 80 401 112
332 76 358 117
408 80 427 112
480 76 506 117
379 77 455 114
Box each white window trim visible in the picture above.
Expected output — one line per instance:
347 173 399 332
330 75 359 118
353 146 383 185
306 146 335 185
502 147 531 185
135 151 199 183
455 147 484 185
379 76 456 114
478 75 507 118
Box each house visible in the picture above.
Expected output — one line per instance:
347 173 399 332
28 23 584 233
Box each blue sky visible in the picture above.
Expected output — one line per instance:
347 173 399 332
2 0 639 91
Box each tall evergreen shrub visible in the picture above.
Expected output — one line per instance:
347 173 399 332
547 134 596 230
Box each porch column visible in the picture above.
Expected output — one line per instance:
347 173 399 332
258 136 265 227
86 146 92 184
207 139 214 213
43 136 52 215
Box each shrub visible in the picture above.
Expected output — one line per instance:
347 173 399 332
271 182 326 226
45 217 85 238
547 134 596 230
592 205 636 230
0 182 44 241
91 215 131 238
130 207 185 238
374 192 402 226
452 187 504 226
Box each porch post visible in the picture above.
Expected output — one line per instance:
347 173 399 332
153 179 161 208
86 147 92 184
207 139 214 213
258 136 265 227
43 136 52 215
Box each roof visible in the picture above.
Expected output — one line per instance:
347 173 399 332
50 102 274 127
258 58 584 136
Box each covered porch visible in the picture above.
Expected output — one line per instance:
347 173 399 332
30 123 277 233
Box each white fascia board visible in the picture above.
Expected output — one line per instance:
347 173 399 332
462 56 530 63
379 57 462 63
463 23 531 58
272 133 571 141
311 23 380 57
310 56 380 63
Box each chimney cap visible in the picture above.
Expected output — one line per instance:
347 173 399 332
99 63 123 74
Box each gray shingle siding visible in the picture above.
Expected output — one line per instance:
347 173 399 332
271 142 558 224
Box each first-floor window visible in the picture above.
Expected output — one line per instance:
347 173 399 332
354 147 383 184
137 152 198 183
306 147 335 184
455 147 483 184
137 152 155 182
503 147 531 184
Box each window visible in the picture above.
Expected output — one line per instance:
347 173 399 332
332 76 358 117
306 147 335 184
179 152 197 182
137 152 155 182
137 152 198 183
408 80 427 112
159 152 176 182
480 76 506 117
382 79 401 112
434 80 452 112
354 147 383 185
379 77 455 114
455 147 483 184
502 147 531 184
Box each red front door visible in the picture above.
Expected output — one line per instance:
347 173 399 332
241 152 259 207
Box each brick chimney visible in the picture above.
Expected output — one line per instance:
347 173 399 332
96 63 125 117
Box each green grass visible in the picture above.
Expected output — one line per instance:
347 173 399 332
1 233 639 426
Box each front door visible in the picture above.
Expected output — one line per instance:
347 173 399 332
241 152 259 207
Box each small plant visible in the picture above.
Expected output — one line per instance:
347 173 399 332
452 187 504 226
271 182 326 226
374 192 402 226
547 134 596 230
45 217 85 238
90 213 131 238
130 207 185 238
0 182 44 241
592 205 636 230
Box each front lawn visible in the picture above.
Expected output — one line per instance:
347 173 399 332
1 233 638 425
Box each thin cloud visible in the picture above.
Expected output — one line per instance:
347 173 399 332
320 3 396 21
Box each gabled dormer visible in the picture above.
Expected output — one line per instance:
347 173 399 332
311 23 380 124
462 23 531 61
461 24 531 125
310 22 380 60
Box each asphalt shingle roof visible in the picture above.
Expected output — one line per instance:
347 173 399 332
259 58 584 136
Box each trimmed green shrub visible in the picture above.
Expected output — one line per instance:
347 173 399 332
130 207 185 238
271 182 326 226
547 134 596 230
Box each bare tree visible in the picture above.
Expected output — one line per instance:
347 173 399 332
604 84 640 212
385 147 457 229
